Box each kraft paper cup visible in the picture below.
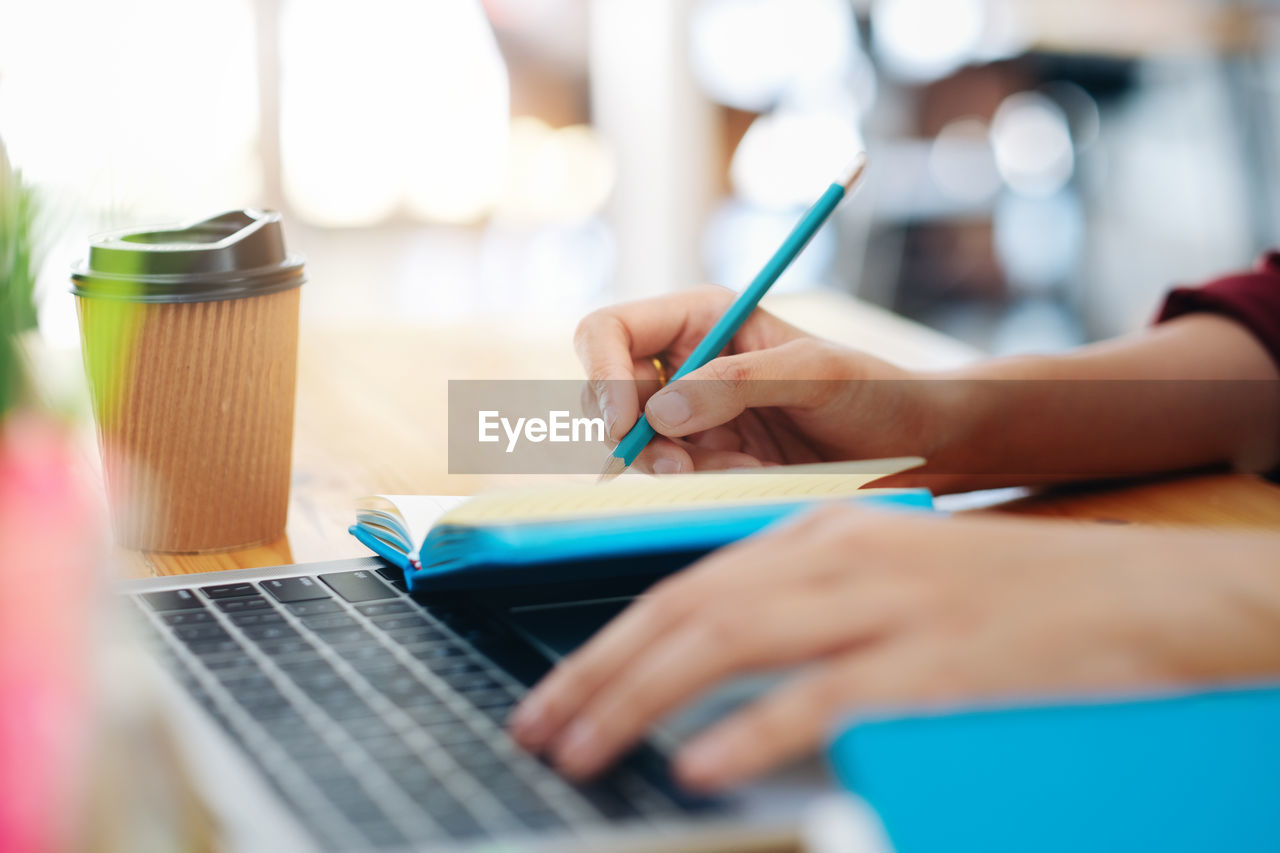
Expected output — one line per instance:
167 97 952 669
72 210 304 552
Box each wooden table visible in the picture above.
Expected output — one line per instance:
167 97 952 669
126 291 1280 578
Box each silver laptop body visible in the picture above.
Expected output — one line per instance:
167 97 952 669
120 557 835 852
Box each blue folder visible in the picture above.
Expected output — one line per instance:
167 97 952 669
827 683 1280 853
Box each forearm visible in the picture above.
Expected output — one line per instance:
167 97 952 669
924 315 1280 490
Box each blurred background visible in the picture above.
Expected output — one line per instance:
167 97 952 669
3 0 1279 357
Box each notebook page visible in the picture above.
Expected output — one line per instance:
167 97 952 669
437 457 924 526
356 495 467 552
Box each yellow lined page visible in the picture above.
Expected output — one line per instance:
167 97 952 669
437 457 924 525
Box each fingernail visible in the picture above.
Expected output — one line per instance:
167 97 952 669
555 719 600 775
653 458 682 476
508 698 545 744
647 390 691 427
598 390 618 439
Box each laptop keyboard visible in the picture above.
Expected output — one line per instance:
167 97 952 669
132 565 703 849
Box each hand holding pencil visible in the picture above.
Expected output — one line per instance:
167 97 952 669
579 154 913 478
593 154 869 480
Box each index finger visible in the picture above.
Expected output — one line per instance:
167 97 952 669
574 288 734 440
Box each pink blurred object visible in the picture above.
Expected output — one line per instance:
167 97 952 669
0 415 103 853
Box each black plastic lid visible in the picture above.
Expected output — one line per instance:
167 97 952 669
71 209 305 303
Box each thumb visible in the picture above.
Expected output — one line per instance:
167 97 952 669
644 340 836 437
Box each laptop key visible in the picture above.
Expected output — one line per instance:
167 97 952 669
142 589 204 612
199 653 251 671
298 613 358 630
173 624 232 643
326 699 380 722
368 611 430 628
330 644 387 664
262 576 330 603
217 597 272 613
400 641 466 660
401 704 458 726
275 659 337 680
439 671 499 693
460 688 516 710
200 582 257 599
286 599 343 616
308 626 372 646
421 721 482 747
359 734 415 761
257 638 314 657
435 810 484 839
186 638 243 656
226 610 286 627
354 601 413 617
358 821 407 848
161 610 214 626
384 626 448 646
515 809 567 831
427 659 481 676
319 570 395 603
239 624 300 642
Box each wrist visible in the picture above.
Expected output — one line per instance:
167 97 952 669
915 355 1056 491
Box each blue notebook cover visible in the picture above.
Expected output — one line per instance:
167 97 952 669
827 683 1280 852
351 489 934 591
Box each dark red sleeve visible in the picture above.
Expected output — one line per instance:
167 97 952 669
1156 251 1280 373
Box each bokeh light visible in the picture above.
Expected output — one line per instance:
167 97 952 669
929 117 1002 203
497 118 615 224
871 0 986 82
990 92 1075 197
280 0 509 226
730 110 864 210
994 189 1084 291
689 0 856 112
0 0 258 217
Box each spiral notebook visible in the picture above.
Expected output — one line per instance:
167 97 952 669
349 457 932 591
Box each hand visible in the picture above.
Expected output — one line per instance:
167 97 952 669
576 286 950 474
508 507 1280 791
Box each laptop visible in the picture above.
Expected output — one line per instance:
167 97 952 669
120 555 831 851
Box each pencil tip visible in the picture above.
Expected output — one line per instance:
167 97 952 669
597 456 627 483
840 152 869 192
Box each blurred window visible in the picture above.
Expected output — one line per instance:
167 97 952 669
279 0 509 226
0 0 259 221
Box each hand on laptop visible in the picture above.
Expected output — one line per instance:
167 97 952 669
576 285 950 475
508 506 1280 791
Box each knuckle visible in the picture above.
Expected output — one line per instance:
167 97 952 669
694 605 743 648
576 312 630 368
573 309 610 348
707 358 751 397
692 283 735 305
585 369 615 391
789 336 828 360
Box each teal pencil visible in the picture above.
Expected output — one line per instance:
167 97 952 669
599 152 869 481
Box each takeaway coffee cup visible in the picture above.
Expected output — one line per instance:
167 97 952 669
72 209 304 552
